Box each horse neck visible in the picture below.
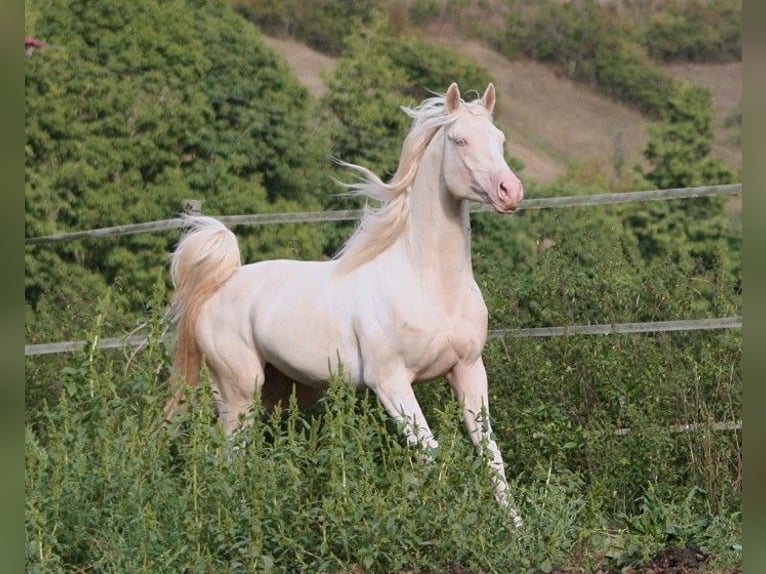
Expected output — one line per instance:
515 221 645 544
401 142 473 283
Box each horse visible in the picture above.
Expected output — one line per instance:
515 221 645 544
163 82 524 526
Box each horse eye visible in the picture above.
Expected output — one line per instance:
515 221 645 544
453 136 467 147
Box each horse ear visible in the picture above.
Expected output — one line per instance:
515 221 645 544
445 82 461 113
482 83 496 114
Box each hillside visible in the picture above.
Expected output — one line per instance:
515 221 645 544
262 35 741 185
665 61 742 171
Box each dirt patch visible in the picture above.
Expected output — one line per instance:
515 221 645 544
262 35 338 97
261 34 741 184
550 544 741 574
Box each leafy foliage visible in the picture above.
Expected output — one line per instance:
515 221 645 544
25 271 741 572
233 0 379 55
639 0 742 63
25 0 333 332
322 18 493 178
25 325 583 573
642 85 736 190
626 84 739 276
502 0 677 117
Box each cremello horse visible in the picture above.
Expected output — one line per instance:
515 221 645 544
164 83 524 526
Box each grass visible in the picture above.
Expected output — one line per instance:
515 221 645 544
25 319 741 573
25 356 576 572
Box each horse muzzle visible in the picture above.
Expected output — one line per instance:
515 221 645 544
491 175 524 213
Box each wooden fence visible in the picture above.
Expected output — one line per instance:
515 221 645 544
25 182 742 358
25 183 741 246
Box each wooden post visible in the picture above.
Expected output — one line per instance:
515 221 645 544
182 199 202 215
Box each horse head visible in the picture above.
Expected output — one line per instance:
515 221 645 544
441 83 524 213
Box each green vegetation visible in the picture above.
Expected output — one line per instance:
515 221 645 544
642 84 737 191
25 328 573 573
233 0 378 55
25 0 333 328
26 0 741 571
25 232 741 571
502 0 740 116
233 1 742 119
638 0 742 63
322 18 492 178
503 0 676 117
630 83 739 279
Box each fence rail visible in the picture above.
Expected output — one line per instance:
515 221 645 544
487 316 741 339
613 419 741 437
25 316 741 357
24 183 741 246
25 183 742 356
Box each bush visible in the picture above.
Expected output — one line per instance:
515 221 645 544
25 0 334 347
26 325 587 572
641 0 742 63
503 0 677 118
26 290 741 571
630 83 740 278
234 0 378 55
468 189 741 519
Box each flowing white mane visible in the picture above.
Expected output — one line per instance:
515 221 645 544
334 92 487 273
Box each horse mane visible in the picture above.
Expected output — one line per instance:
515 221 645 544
334 92 475 274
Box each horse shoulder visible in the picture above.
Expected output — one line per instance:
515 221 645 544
441 279 490 357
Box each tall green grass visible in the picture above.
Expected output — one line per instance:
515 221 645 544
25 328 583 573
26 312 741 572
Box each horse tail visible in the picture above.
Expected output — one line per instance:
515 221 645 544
163 216 241 422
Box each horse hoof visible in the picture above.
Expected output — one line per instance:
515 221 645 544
511 509 523 529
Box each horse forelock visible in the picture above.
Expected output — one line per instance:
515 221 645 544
335 92 471 274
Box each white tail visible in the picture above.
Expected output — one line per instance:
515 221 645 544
163 216 241 422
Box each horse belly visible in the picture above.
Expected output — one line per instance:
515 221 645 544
243 263 362 386
258 318 361 387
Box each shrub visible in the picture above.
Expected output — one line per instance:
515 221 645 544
26 292 741 571
628 83 740 278
503 0 677 117
641 0 742 63
25 0 334 350
233 0 378 55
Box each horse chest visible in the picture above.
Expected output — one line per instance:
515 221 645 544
395 286 489 379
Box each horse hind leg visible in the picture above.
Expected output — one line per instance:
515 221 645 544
208 355 326 435
202 340 264 436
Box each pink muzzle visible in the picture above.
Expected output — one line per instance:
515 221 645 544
493 172 524 213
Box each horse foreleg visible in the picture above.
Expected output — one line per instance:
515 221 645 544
370 374 439 454
448 357 523 528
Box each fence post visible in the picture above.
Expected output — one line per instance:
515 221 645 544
182 199 203 215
